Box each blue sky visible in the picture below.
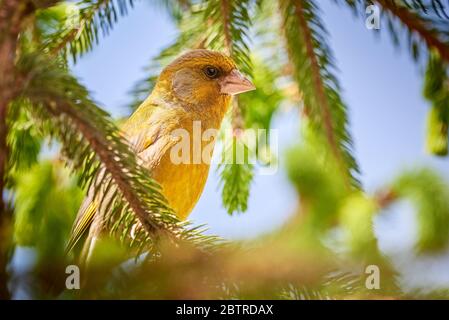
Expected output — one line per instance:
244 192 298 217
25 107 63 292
70 0 449 290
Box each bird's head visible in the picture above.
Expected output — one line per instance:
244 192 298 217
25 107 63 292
154 49 255 109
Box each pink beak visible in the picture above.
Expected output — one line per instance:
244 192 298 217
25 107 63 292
219 69 256 95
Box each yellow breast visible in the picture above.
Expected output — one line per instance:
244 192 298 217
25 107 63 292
152 158 210 220
151 117 218 220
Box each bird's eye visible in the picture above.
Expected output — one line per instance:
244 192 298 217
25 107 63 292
204 66 220 79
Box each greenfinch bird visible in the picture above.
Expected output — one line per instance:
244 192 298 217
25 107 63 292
67 49 255 258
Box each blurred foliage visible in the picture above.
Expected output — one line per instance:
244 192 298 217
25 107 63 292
423 51 449 155
6 101 42 176
392 169 449 252
338 193 381 260
239 58 284 132
1 0 449 300
286 140 348 233
13 161 83 261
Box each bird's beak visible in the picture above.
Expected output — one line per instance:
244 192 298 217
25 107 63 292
219 69 256 95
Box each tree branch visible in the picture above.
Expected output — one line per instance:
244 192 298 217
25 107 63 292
295 0 339 160
290 0 352 188
48 0 105 56
220 0 232 55
43 99 167 238
376 0 449 63
0 0 39 300
220 0 244 132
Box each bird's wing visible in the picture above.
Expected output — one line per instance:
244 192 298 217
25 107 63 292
125 102 184 158
66 98 183 256
65 195 97 254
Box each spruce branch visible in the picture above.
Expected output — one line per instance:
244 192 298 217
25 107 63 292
0 0 43 299
376 0 449 62
294 0 339 159
201 0 255 214
280 0 360 187
42 0 136 61
218 136 254 215
218 0 245 132
205 0 253 131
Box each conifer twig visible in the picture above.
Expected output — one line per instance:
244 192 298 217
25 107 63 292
376 0 449 62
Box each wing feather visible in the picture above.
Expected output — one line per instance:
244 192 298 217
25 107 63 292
66 97 182 255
